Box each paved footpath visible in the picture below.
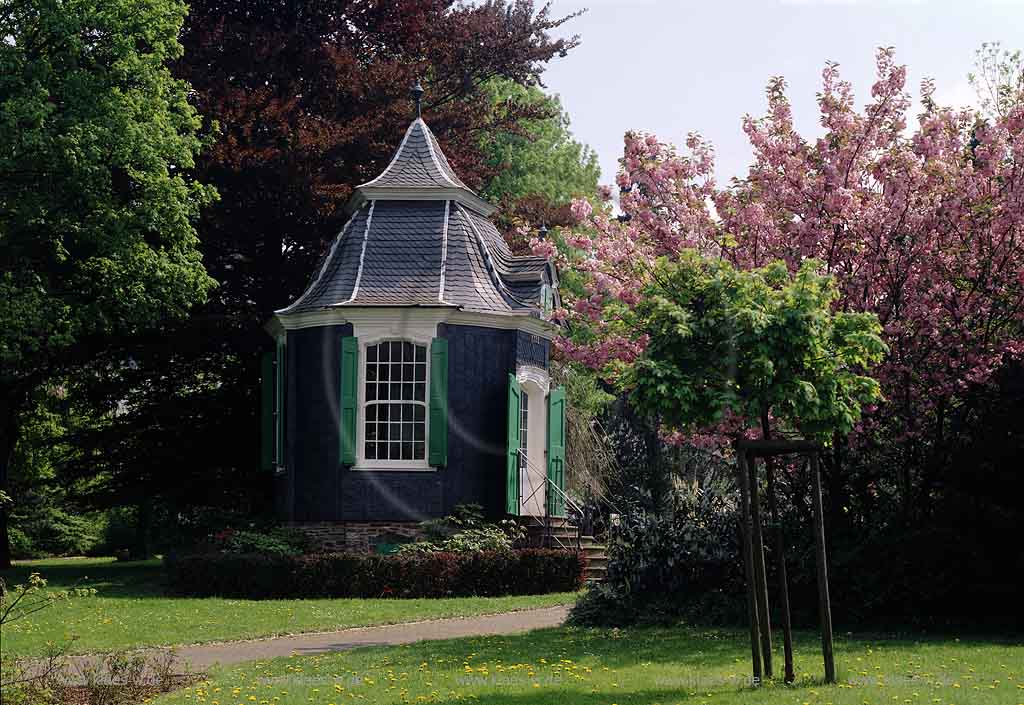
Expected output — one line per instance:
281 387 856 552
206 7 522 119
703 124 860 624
72 605 571 673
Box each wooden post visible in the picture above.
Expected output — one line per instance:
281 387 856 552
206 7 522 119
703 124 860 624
765 457 795 684
810 451 836 683
747 452 773 679
736 450 762 684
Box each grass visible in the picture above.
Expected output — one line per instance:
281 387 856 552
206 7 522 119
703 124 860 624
153 624 1023 705
0 557 578 657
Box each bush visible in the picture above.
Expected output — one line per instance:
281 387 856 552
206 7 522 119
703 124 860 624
397 504 527 554
211 527 313 557
10 508 105 558
165 549 585 599
568 488 743 626
398 524 526 554
95 506 137 556
8 527 42 560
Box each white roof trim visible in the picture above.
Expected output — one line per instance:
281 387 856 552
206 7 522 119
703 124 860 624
348 186 496 217
420 120 460 188
342 200 376 304
270 305 558 338
461 204 535 309
357 121 417 188
438 200 450 303
275 209 360 314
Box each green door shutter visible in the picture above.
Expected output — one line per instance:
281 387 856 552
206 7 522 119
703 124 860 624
260 351 274 471
428 337 448 466
275 338 286 467
547 386 566 517
506 374 521 515
339 336 358 465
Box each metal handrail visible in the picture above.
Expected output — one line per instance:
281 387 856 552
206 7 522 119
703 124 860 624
514 448 583 551
515 448 583 515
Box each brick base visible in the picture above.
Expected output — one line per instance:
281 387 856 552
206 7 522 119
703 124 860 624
291 521 423 553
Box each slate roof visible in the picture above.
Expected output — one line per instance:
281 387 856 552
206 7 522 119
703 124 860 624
277 117 556 317
359 119 469 190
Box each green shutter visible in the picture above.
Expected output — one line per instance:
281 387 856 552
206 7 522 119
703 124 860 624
276 338 286 467
260 351 274 471
506 374 521 515
339 336 358 465
547 385 566 517
428 337 448 466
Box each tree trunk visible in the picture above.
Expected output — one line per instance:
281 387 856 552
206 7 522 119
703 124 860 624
747 453 773 679
133 496 153 560
0 386 25 570
736 449 762 684
761 410 794 684
810 452 836 683
825 431 847 532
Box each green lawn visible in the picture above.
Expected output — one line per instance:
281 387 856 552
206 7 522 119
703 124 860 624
0 557 578 657
154 625 1022 705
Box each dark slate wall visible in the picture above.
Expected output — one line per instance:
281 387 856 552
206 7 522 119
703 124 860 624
283 322 545 523
441 324 519 519
515 329 550 368
285 323 350 522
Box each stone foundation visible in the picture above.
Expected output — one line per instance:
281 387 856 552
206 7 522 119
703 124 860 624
292 521 423 553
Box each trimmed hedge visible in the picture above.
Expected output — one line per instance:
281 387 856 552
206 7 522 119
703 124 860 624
165 549 585 599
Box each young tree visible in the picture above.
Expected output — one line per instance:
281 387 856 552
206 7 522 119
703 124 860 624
564 252 886 444
0 0 217 568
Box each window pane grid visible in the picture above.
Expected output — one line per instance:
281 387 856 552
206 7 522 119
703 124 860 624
364 341 427 462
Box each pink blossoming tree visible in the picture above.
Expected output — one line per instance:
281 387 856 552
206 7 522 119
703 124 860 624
548 49 1024 497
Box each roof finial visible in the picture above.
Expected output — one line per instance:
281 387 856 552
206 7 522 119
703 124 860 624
411 79 424 119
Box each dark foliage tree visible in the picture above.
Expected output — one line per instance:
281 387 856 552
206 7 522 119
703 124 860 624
62 1 583 544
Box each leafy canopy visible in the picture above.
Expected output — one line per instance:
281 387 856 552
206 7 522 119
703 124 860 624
625 254 886 441
0 0 217 386
479 78 600 206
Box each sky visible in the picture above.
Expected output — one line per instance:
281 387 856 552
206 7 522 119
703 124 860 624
540 0 1024 187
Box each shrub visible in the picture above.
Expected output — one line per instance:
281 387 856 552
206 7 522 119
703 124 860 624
568 488 743 626
397 503 527 554
417 503 488 542
95 506 138 556
397 524 526 554
211 527 313 557
8 527 41 560
165 549 585 599
10 508 105 558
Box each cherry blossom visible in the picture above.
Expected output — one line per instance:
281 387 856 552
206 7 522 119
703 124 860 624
551 48 1024 447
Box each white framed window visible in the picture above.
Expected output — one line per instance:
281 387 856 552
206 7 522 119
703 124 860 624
357 339 431 469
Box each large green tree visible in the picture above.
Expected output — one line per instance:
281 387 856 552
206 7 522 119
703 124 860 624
480 78 601 251
480 78 600 206
0 0 216 568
